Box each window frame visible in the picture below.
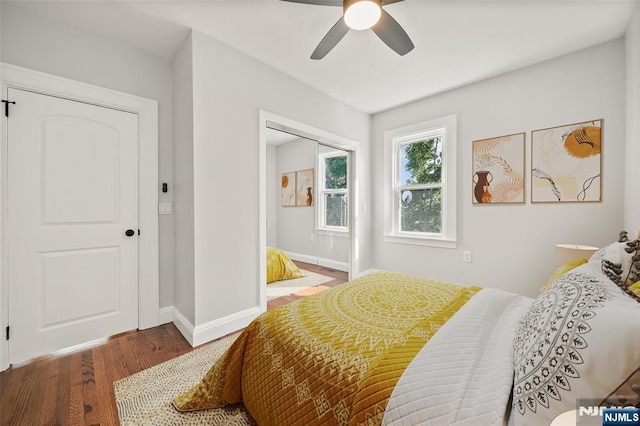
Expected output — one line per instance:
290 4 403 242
317 150 349 233
384 115 457 248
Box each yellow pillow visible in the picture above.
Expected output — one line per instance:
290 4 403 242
266 247 305 284
540 259 588 293
629 281 640 297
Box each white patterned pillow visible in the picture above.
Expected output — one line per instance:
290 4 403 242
512 262 640 426
589 232 640 287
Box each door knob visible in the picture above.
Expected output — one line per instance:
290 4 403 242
125 229 135 237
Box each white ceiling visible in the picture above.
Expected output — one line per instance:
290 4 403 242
7 0 637 114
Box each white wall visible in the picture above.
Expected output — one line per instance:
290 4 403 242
266 144 278 247
0 5 176 309
275 138 317 257
172 34 195 324
626 3 640 236
184 30 370 329
371 40 626 298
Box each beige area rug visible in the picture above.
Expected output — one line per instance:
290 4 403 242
114 333 255 425
266 269 333 300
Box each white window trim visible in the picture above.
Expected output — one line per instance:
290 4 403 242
317 150 349 233
317 229 349 238
384 114 457 248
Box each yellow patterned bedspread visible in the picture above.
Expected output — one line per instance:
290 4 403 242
173 271 480 425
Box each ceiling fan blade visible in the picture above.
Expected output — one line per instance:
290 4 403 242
311 17 350 60
382 0 405 4
280 0 342 5
372 9 414 56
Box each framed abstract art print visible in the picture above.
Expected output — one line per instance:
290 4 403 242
531 119 602 203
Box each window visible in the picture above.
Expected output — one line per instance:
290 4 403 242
384 115 457 248
318 151 348 232
398 136 443 233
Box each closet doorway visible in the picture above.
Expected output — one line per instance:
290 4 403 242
259 112 358 311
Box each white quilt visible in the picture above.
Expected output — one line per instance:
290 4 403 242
382 288 533 426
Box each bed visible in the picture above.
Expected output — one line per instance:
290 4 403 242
266 246 305 284
174 232 640 425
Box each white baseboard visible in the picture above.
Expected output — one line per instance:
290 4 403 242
171 307 196 346
286 251 349 272
170 306 262 347
192 307 262 347
357 268 379 278
159 306 173 325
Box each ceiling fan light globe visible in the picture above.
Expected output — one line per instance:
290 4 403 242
344 0 381 30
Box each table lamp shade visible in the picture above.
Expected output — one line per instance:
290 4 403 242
555 244 599 266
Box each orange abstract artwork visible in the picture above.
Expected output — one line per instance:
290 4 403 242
531 119 602 203
281 172 296 207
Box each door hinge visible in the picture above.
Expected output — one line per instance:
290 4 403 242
5 326 9 341
1 100 16 117
138 229 140 236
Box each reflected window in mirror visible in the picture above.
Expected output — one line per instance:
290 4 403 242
318 151 348 232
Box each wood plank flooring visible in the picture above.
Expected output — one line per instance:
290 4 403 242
0 263 347 425
267 261 348 310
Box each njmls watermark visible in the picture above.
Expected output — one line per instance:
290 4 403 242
572 399 640 426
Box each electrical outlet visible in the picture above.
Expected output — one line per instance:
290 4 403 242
463 251 472 263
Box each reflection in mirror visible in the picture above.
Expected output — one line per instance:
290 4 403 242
265 126 352 307
266 128 318 271
316 144 350 276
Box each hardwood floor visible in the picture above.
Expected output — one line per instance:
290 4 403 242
0 263 347 425
267 261 348 310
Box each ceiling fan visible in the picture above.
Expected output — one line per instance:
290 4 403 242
281 0 414 60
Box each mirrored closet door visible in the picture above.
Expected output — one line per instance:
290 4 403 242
265 125 353 305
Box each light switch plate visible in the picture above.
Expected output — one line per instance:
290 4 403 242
159 203 172 215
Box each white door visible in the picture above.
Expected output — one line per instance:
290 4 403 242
7 88 139 364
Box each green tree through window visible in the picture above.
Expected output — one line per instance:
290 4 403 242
325 155 347 189
321 153 348 229
400 137 442 233
385 114 456 246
